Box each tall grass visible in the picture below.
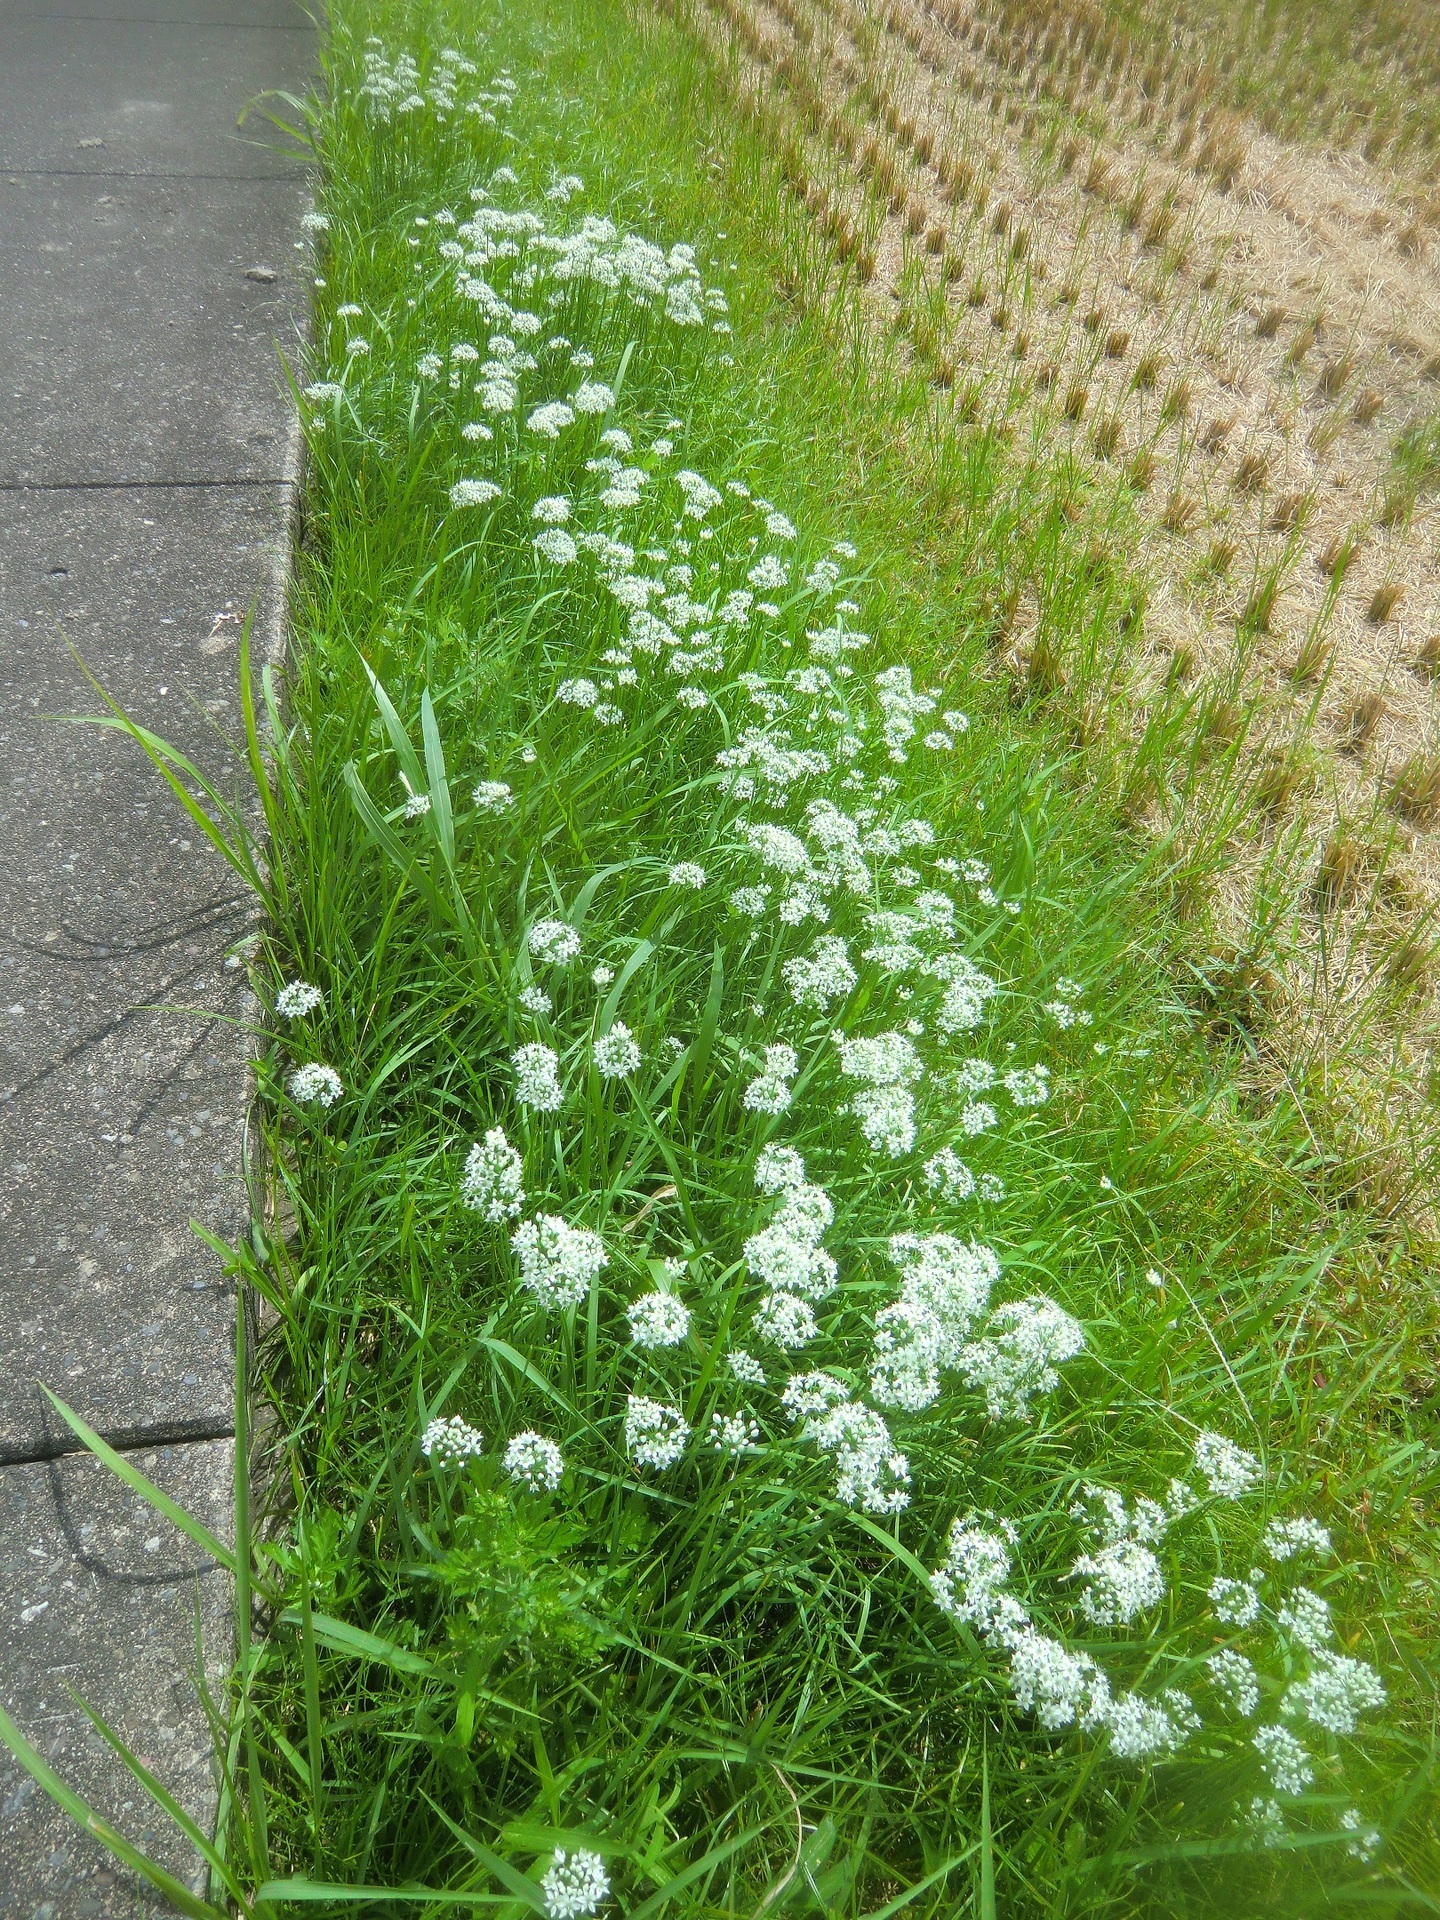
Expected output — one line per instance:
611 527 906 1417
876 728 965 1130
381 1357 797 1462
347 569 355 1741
4 1 1438 1916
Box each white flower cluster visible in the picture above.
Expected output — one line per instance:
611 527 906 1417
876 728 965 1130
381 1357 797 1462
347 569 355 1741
540 1849 609 1920
276 979 324 1018
504 1429 565 1492
836 1029 923 1158
511 1214 607 1309
745 1147 837 1351
421 1415 484 1464
460 1125 525 1222
593 1021 641 1078
743 1042 798 1115
627 1290 690 1349
931 1515 1197 1760
625 1395 688 1469
288 1062 343 1107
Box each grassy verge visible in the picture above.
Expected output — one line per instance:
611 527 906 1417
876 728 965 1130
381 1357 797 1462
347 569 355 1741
12 0 1440 1915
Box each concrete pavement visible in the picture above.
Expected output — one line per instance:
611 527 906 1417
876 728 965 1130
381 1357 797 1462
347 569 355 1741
0 1 312 1908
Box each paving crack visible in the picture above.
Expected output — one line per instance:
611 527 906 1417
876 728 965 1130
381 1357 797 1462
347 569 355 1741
0 1416 235 1469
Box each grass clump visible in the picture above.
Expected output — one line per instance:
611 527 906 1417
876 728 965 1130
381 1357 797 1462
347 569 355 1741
8 1 1440 1917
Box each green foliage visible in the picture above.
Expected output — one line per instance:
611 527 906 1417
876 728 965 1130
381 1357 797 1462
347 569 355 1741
6 2 1439 1918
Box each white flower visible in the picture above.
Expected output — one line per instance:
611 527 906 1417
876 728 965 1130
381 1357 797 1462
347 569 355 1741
709 1410 760 1454
837 1030 922 1087
527 401 575 438
753 1290 818 1349
1206 1647 1260 1716
782 934 855 1011
1277 1586 1333 1654
1071 1538 1165 1625
532 495 571 523
780 1371 850 1420
851 1084 916 1157
1103 1690 1196 1761
959 1100 997 1137
1282 1652 1385 1735
421 1415 484 1464
304 381 345 404
1210 1575 1262 1626
728 1349 765 1385
528 919 582 965
417 352 442 379
541 1849 609 1920
571 380 614 413
591 964 615 988
1248 1796 1287 1846
872 1236 998 1410
473 780 513 812
625 1395 688 1469
744 1042 798 1115
276 980 324 1018
627 1290 690 1349
460 1126 525 1222
668 861 706 889
729 885 770 917
461 421 493 441
675 469 721 518
449 478 502 508
1193 1431 1262 1500
959 1295 1084 1420
403 791 431 820
288 1062 343 1106
534 528 578 564
557 677 599 708
924 1147 976 1202
1340 1809 1381 1861
593 1021 642 1078
930 1514 1023 1637
748 555 788 590
511 1042 564 1111
1006 1629 1105 1730
518 985 552 1016
512 1214 607 1309
1002 1064 1050 1108
1263 1517 1332 1562
805 1399 910 1513
1253 1723 1314 1796
504 1430 564 1492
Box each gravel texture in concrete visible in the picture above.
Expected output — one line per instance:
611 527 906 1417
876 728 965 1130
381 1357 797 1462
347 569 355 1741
0 0 310 1905
0 1441 233 1918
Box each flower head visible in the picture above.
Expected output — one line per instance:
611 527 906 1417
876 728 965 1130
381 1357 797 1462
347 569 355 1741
276 980 324 1019
540 1849 609 1920
461 1126 525 1222
504 1430 564 1492
288 1063 343 1107
511 1214 607 1309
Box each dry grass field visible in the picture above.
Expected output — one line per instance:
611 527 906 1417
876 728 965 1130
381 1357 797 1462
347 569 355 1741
662 0 1440 1211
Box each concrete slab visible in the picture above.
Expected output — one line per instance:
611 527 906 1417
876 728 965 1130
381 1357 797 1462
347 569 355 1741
0 172 309 487
0 5 310 180
0 1439 233 1917
0 0 311 1903
0 482 294 1459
